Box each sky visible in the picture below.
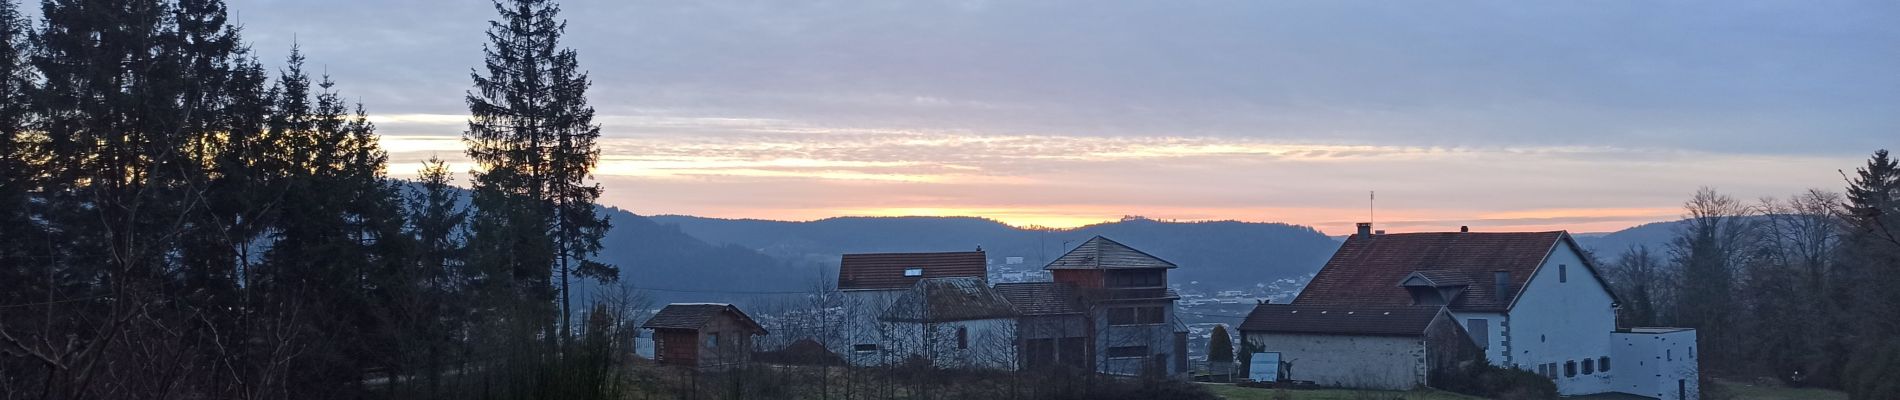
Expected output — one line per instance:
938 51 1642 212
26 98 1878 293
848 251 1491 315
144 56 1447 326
231 0 1900 234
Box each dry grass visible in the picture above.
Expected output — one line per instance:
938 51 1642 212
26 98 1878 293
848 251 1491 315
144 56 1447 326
1713 378 1847 400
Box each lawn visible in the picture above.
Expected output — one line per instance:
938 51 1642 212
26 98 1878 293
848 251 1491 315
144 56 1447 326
1201 383 1480 400
1713 378 1847 400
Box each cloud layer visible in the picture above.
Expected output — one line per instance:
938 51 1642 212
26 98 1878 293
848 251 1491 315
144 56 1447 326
235 0 1898 233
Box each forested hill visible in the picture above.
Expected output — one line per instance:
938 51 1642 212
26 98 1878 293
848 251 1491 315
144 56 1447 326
646 215 1342 289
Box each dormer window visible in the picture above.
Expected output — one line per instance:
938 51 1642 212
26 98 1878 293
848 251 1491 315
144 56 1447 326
903 268 924 277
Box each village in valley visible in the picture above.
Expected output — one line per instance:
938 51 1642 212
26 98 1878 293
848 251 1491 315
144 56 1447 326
6 0 1896 399
634 224 1702 400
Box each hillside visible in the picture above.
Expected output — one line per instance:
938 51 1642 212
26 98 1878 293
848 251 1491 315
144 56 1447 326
648 215 1342 290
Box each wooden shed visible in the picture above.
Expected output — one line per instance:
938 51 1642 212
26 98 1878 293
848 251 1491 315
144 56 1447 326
641 303 768 369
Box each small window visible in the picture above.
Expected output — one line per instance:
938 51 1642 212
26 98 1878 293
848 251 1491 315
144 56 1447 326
1547 363 1558 379
1666 349 1672 361
1559 264 1568 283
1467 319 1489 349
853 344 878 352
903 268 924 277
1599 357 1611 372
706 333 720 348
956 327 969 349
1582 358 1595 375
1537 364 1548 377
1564 360 1577 377
1107 346 1148 358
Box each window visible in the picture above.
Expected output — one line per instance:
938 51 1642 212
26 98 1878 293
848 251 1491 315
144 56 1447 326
956 327 969 349
1582 358 1595 375
1537 364 1548 377
706 333 720 348
1107 270 1165 288
1107 346 1148 359
1559 264 1568 283
1546 363 1558 379
1108 306 1165 325
853 344 878 352
1666 349 1672 361
903 268 924 277
1599 356 1611 372
1467 319 1489 349
1564 360 1577 377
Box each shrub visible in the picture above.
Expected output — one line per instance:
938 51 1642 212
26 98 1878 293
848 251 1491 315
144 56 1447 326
1845 341 1900 400
1436 358 1558 400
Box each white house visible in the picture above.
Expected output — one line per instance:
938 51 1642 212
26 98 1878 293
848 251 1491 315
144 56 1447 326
835 250 988 365
1282 223 1698 398
878 277 1020 369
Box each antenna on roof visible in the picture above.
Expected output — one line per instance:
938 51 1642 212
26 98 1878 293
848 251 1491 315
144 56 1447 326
1369 191 1376 228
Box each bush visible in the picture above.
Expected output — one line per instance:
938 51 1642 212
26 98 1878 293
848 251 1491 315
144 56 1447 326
1436 359 1558 400
1845 341 1900 400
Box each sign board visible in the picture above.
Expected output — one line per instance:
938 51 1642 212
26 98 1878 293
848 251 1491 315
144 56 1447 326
1248 352 1280 382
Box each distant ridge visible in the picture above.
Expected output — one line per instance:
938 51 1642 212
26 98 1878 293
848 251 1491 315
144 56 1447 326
648 215 1342 289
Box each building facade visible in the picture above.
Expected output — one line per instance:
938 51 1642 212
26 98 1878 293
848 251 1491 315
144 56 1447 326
642 303 768 369
1238 305 1480 390
1289 224 1698 398
1046 236 1190 377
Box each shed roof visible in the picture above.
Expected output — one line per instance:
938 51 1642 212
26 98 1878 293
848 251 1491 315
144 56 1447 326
838 251 987 291
1239 304 1446 337
1294 231 1611 312
641 303 768 334
1044 236 1177 270
993 282 1086 315
880 277 1020 322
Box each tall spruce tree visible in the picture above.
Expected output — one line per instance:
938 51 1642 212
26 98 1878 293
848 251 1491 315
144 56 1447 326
1841 149 1900 399
0 0 35 304
464 0 613 341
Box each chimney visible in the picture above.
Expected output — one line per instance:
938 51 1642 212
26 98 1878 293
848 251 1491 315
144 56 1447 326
1356 222 1372 237
1460 226 1469 233
1374 230 1385 235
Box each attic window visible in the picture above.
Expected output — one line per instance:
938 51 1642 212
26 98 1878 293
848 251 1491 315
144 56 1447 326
903 268 924 277
1559 265 1568 283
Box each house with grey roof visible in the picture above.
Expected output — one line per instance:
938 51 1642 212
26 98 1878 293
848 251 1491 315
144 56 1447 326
834 250 988 365
1044 236 1191 377
642 303 768 369
877 277 1020 369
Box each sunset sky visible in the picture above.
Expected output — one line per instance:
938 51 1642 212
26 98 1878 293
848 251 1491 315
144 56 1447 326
236 0 1899 234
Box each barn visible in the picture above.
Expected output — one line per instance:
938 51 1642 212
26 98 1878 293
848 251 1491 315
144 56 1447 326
1238 304 1480 390
641 303 768 369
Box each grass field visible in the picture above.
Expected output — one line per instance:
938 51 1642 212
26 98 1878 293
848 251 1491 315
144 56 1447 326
1713 378 1847 400
1201 383 1479 400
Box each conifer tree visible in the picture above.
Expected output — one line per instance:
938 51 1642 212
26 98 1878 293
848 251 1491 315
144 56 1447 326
0 0 36 302
464 0 614 341
1208 324 1235 366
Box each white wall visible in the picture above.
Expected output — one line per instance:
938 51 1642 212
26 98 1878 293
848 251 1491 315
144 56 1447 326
1243 332 1426 391
1448 311 1506 364
1612 330 1700 400
1505 243 1620 396
881 318 1019 370
840 290 903 366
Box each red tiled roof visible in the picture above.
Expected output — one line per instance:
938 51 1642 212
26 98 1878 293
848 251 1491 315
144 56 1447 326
838 251 986 290
1294 231 1584 312
1239 304 1446 337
